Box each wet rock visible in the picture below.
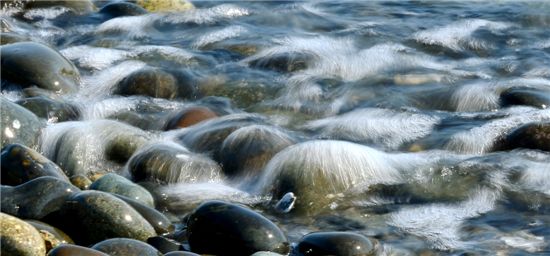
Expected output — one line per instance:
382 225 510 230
16 96 80 123
24 0 96 13
137 0 194 12
164 106 218 130
251 252 285 256
92 238 162 256
500 87 550 109
114 194 174 235
90 173 155 207
1 143 69 186
128 142 222 184
1 176 80 219
296 232 376 256
26 220 74 252
69 174 92 190
114 67 195 100
99 2 148 18
0 213 46 256
187 200 290 255
1 97 45 149
164 252 200 256
0 32 29 45
46 190 156 245
147 236 183 253
1 42 80 94
176 113 265 159
249 52 312 73
502 122 550 151
219 125 296 178
47 244 109 256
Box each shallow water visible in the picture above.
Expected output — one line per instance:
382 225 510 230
2 1 550 254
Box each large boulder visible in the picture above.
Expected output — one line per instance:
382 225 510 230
1 42 80 94
187 200 290 255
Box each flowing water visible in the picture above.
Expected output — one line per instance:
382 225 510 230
2 1 550 255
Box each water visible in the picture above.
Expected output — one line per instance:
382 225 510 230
2 1 550 254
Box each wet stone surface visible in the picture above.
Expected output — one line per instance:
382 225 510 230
0 212 46 256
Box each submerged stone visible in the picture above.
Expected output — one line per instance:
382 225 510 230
249 52 312 73
500 87 550 109
47 190 156 245
296 232 376 256
502 122 550 151
187 200 290 255
16 96 80 123
1 42 80 94
1 177 79 219
1 143 69 186
92 238 162 256
99 2 148 18
90 173 155 207
0 213 46 256
164 106 218 130
1 97 45 149
47 244 109 256
128 142 222 184
114 67 195 100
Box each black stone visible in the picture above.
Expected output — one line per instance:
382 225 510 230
297 232 375 256
500 87 550 109
99 2 148 18
502 122 550 151
1 143 69 186
147 236 184 254
187 200 289 255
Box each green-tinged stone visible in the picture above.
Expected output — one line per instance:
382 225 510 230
137 0 194 12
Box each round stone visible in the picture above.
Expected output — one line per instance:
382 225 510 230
500 87 550 109
503 122 550 151
26 220 74 252
187 200 290 255
0 213 46 256
16 96 80 123
99 2 148 18
114 194 174 235
90 173 155 207
297 232 376 256
136 0 194 12
69 174 92 190
47 244 109 256
47 190 156 245
114 67 195 100
1 176 80 219
1 143 69 186
164 106 218 130
92 238 162 256
1 42 80 94
1 97 45 149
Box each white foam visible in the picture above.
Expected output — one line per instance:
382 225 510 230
133 45 194 63
61 45 132 70
23 7 69 20
445 108 550 154
390 188 499 250
305 108 440 149
96 14 159 39
500 231 546 253
162 4 250 25
450 82 500 112
192 25 248 49
413 19 511 51
78 60 147 99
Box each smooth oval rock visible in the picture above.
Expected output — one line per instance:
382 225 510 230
147 236 183 254
114 194 174 235
47 244 109 256
164 106 218 130
114 67 195 100
187 200 290 255
297 232 375 256
502 122 550 151
1 143 69 186
0 213 46 256
1 97 45 149
26 220 74 252
16 96 80 123
128 142 222 184
1 42 80 94
99 2 148 18
1 176 80 219
90 173 155 207
137 0 194 12
92 238 162 256
219 125 296 178
500 87 550 109
48 190 156 245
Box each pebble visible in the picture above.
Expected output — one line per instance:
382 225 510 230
296 232 376 256
0 213 46 256
91 238 163 256
90 173 155 207
46 244 109 256
1 97 45 149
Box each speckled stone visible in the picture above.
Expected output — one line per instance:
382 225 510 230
187 200 289 255
0 42 80 93
1 213 46 256
90 173 155 207
1 143 69 186
69 174 92 190
297 232 376 256
46 244 109 256
1 97 45 149
48 190 156 245
502 122 550 152
92 238 162 256
26 220 74 252
1 176 80 219
136 0 194 12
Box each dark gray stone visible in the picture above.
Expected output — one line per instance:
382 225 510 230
99 2 148 18
114 194 174 235
92 238 162 256
502 122 550 151
1 97 45 149
90 173 155 207
47 244 109 256
297 232 376 256
16 96 80 123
